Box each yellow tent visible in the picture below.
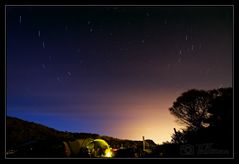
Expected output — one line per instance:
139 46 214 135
86 139 112 158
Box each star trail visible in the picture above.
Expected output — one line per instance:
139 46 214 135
6 6 232 144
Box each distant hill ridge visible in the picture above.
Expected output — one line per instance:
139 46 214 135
6 116 156 150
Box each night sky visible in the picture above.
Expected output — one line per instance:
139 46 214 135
6 6 232 144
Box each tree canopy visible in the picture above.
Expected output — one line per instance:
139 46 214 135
169 87 233 156
169 89 211 129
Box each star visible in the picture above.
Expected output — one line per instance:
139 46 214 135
38 30 41 37
41 64 46 69
19 15 22 24
57 77 61 82
179 50 182 55
67 71 72 76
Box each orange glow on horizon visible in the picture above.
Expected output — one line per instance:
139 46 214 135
101 90 186 144
108 112 184 144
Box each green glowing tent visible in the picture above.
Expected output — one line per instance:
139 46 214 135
86 139 112 157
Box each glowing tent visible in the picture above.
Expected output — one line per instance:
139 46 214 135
86 139 112 158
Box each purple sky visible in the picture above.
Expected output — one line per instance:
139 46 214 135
6 6 232 144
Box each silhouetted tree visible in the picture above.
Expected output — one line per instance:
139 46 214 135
170 87 233 156
171 128 185 144
169 89 211 129
206 88 233 130
205 88 233 151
